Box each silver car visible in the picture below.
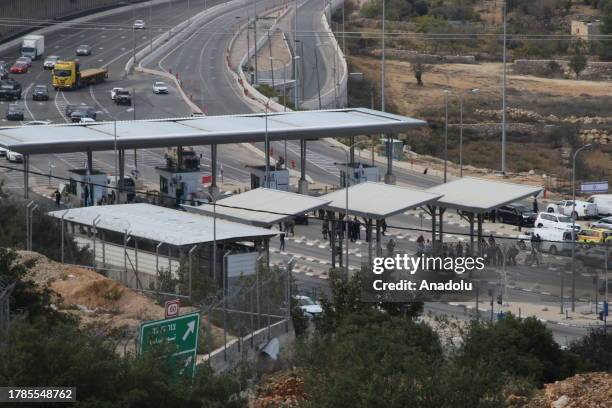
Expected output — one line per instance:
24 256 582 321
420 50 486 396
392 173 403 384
592 216 612 230
76 45 92 56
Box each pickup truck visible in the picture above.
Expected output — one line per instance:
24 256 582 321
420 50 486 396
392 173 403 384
0 80 22 100
546 199 598 220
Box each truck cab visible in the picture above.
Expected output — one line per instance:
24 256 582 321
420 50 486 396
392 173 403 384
52 60 78 90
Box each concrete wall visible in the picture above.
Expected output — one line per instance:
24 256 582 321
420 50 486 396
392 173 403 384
0 0 144 42
201 319 294 373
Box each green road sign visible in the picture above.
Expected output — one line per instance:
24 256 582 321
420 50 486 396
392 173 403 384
139 312 200 377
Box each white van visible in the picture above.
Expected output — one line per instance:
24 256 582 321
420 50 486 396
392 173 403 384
518 227 574 256
588 194 612 216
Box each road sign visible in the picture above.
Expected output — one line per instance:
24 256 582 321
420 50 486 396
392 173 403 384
139 312 200 377
164 299 180 318
581 181 608 193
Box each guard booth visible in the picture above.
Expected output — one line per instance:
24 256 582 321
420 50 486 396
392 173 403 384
65 169 107 206
381 138 405 161
155 147 203 204
248 164 289 191
337 162 380 187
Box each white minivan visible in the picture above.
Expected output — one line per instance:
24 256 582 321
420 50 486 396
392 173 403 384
588 194 612 216
534 212 579 231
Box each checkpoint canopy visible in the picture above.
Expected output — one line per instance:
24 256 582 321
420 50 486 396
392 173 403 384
426 177 543 213
47 203 276 246
320 182 442 220
182 188 331 227
0 108 427 155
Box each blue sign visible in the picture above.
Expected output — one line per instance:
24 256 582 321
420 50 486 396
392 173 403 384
604 301 609 317
581 181 608 193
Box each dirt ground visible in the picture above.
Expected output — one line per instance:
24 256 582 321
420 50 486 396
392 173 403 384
351 57 612 117
18 251 228 350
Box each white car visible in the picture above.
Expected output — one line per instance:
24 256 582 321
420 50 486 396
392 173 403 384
592 216 612 230
152 81 168 94
6 150 23 163
535 212 580 231
295 295 322 319
110 87 123 100
80 117 95 124
133 20 145 29
546 199 598 219
43 55 60 70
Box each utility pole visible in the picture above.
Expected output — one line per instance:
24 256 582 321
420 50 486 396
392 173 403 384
294 0 299 108
501 0 507 175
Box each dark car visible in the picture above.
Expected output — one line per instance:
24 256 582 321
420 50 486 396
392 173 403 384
70 105 96 122
114 89 131 105
32 84 49 101
497 203 536 227
65 104 78 117
0 61 8 80
0 79 22 101
76 45 92 56
6 104 24 121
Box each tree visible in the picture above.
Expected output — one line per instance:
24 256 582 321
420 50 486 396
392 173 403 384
569 327 612 372
411 62 432 86
568 54 587 78
458 314 577 386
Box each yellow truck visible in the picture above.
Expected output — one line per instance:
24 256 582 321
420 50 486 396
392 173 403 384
52 60 107 90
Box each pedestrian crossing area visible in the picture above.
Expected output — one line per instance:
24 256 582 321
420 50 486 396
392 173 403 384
286 141 339 176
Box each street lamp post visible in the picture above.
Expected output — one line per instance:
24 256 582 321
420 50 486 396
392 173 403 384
443 89 450 183
459 88 479 178
331 142 360 280
269 57 288 112
571 143 592 312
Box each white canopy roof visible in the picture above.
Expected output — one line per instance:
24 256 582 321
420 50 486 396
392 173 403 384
426 177 543 213
0 108 426 155
182 188 330 227
320 182 442 219
48 203 276 246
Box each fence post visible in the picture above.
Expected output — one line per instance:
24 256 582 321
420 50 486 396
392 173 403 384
188 245 198 300
92 216 100 269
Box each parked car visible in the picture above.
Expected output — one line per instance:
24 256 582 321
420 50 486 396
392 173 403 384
133 20 146 29
75 45 92 56
6 103 24 121
9 61 28 74
6 150 23 163
546 199 598 219
592 216 612 230
114 89 131 105
43 55 60 70
152 81 168 94
588 195 612 216
497 203 536 227
577 228 612 244
32 84 49 101
534 212 579 231
16 56 32 67
517 227 574 256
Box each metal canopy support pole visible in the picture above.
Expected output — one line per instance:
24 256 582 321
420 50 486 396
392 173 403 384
118 149 125 204
86 150 94 206
367 218 373 266
123 230 129 285
211 144 218 192
384 135 395 184
477 213 483 254
134 238 139 289
156 242 163 280
23 154 29 199
428 205 437 244
468 213 475 256
331 213 336 268
375 219 382 257
439 207 446 244
298 139 308 194
349 136 355 165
